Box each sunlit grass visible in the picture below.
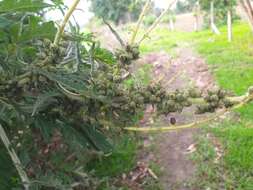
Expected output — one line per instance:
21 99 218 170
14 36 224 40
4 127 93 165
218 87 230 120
193 23 253 190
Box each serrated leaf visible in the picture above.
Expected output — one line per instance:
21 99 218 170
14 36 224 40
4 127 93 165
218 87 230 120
33 115 54 142
82 125 113 153
32 91 61 116
36 69 88 94
0 16 14 29
55 120 91 150
19 16 57 42
93 47 116 65
0 100 19 126
0 0 52 13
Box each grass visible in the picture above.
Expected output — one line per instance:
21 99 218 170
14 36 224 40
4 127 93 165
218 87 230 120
192 123 253 190
191 23 253 190
140 27 194 56
139 22 253 189
194 22 253 96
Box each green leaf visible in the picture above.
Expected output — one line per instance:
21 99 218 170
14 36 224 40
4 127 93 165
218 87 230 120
54 119 92 151
36 69 89 94
82 124 113 153
32 91 61 116
0 0 52 13
19 16 57 42
93 47 116 65
33 115 55 142
0 16 14 29
0 100 19 126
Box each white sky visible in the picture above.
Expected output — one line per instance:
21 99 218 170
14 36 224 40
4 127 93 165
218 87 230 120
46 0 177 26
46 0 93 26
155 0 178 9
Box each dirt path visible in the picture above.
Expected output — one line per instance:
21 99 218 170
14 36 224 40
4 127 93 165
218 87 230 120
138 45 216 190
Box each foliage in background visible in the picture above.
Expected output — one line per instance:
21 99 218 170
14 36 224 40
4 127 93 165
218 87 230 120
89 0 145 25
175 0 198 14
199 0 238 26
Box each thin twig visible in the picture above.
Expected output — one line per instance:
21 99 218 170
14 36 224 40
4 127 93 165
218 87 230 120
0 124 30 190
138 0 178 45
165 70 184 86
130 0 151 45
54 0 80 45
103 18 125 47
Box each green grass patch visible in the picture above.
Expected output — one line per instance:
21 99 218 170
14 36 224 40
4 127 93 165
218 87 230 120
139 27 194 55
192 123 253 190
193 22 253 96
192 22 253 190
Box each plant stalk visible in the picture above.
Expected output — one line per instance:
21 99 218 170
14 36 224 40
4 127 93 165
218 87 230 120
130 0 151 45
138 0 178 44
125 89 253 132
0 124 30 190
54 0 80 45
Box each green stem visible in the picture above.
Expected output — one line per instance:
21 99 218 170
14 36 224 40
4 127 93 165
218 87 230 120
125 88 253 132
54 0 80 45
130 0 151 45
138 0 178 45
0 124 30 190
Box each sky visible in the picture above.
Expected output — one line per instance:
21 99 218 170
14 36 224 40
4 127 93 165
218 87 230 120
46 0 178 26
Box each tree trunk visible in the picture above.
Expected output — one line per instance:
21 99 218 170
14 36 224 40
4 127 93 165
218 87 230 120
227 8 232 42
240 0 253 31
210 1 220 35
169 18 175 31
194 2 200 32
194 15 198 31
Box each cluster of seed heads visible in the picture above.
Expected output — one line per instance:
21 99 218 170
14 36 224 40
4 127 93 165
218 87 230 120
37 39 67 64
141 84 192 115
92 72 145 117
89 73 198 124
115 44 140 66
196 88 234 114
0 80 23 100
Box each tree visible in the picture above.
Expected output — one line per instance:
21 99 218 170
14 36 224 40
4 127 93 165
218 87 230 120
198 0 237 39
89 0 144 24
225 0 234 42
239 0 253 31
193 1 201 31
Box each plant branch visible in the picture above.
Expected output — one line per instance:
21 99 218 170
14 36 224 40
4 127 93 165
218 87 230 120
54 0 80 45
0 124 30 190
103 18 125 47
130 0 151 45
138 0 178 45
125 87 253 132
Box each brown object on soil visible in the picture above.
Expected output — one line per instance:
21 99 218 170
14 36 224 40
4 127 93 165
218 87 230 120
170 117 177 125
